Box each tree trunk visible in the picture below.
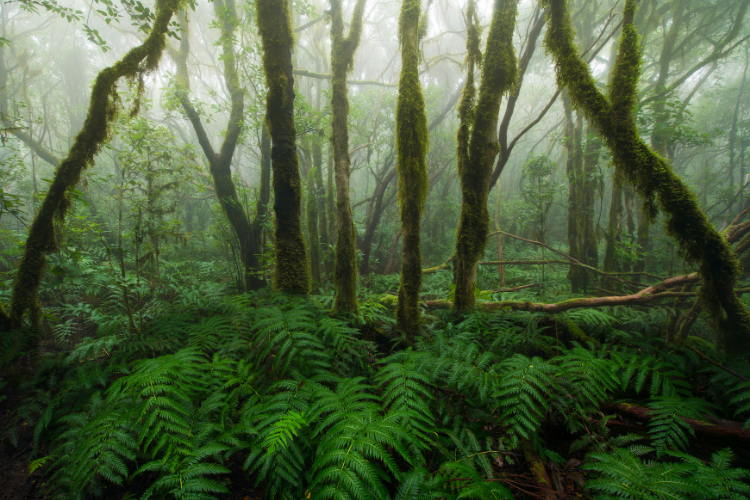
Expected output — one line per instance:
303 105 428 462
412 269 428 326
563 94 586 293
174 1 263 293
454 0 518 311
394 0 429 334
256 0 309 294
4 0 179 329
306 168 321 289
312 130 328 277
545 0 750 352
494 181 505 287
330 0 367 313
602 180 623 291
581 125 600 288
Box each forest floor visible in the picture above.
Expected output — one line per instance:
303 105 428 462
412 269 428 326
0 385 44 500
0 379 266 500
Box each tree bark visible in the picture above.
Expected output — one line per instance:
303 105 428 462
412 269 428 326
256 0 310 294
330 0 368 313
453 0 518 311
395 0 429 334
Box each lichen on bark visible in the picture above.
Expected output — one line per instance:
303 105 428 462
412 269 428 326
544 0 750 352
255 0 310 294
453 0 518 311
5 0 181 329
395 0 429 334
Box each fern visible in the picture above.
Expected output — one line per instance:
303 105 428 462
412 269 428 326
585 447 750 500
646 396 714 455
494 354 560 441
557 344 619 409
376 350 436 453
309 410 415 500
584 447 694 499
262 410 306 454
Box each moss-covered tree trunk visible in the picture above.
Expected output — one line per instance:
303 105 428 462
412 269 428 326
4 0 179 330
544 0 750 352
256 0 310 294
330 0 367 313
394 0 429 333
453 0 518 311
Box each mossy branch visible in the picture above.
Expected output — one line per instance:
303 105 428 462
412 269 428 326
7 0 180 328
543 0 750 352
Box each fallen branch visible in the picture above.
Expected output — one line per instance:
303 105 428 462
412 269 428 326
604 402 750 445
423 274 701 313
491 283 541 293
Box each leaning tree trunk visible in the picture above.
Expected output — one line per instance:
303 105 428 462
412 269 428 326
545 0 750 352
330 0 368 313
3 0 179 330
453 0 518 311
256 0 310 294
394 0 429 334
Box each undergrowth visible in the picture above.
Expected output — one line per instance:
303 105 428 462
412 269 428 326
3 288 750 499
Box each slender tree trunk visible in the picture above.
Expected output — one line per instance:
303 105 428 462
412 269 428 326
563 93 586 292
602 180 623 291
454 0 518 311
174 1 263 292
312 130 328 277
385 230 402 275
256 0 309 294
327 148 336 247
395 0 429 333
248 124 272 289
330 0 367 313
306 168 321 289
4 0 179 329
494 181 505 287
581 125 600 289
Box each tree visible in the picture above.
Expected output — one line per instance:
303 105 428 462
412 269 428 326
330 0 367 314
1 0 180 330
544 0 750 352
394 0 428 333
171 1 267 292
453 0 518 312
255 0 310 294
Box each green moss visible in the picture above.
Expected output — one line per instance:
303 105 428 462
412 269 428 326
543 0 750 352
255 0 310 295
454 0 518 311
330 0 367 314
565 321 601 347
8 0 181 327
395 0 429 335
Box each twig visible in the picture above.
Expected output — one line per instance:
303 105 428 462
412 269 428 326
491 283 542 293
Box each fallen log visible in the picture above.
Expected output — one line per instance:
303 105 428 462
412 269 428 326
604 402 750 444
